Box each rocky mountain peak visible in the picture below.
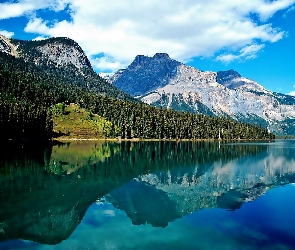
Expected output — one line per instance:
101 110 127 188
0 36 92 73
0 35 135 101
134 55 146 63
110 53 295 134
153 53 170 60
216 69 267 93
216 69 241 84
110 53 181 96
35 37 92 70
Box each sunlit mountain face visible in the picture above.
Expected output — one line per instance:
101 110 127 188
110 54 295 135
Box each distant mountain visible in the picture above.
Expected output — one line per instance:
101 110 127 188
110 54 295 134
0 34 135 101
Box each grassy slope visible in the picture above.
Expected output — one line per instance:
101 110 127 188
52 103 116 140
49 141 120 175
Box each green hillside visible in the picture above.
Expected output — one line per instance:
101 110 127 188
52 103 117 139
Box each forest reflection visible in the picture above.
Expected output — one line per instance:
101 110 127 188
0 140 294 245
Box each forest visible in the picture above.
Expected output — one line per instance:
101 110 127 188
0 50 275 140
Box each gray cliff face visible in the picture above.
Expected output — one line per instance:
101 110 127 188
0 35 92 73
110 54 295 134
34 39 92 71
0 36 11 54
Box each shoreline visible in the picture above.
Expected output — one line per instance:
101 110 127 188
53 137 274 143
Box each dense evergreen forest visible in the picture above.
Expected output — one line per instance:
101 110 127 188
0 49 274 140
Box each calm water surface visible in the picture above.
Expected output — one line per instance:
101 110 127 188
0 140 295 249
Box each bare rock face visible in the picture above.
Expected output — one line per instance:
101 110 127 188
0 35 90 70
35 40 91 70
0 35 12 54
109 54 295 134
0 34 18 56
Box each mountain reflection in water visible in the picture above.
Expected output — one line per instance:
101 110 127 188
0 140 295 249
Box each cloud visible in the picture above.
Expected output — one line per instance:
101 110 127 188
91 56 125 72
0 29 14 38
288 91 295 96
216 44 266 63
33 35 49 41
3 0 295 72
0 0 69 19
284 4 295 16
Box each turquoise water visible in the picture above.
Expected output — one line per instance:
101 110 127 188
0 140 295 249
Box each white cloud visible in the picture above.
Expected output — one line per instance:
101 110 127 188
217 44 266 63
33 35 48 41
0 29 14 38
288 91 295 96
284 4 295 16
0 0 69 19
3 0 295 72
91 56 125 72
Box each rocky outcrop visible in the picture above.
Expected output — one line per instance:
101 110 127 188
35 39 91 70
0 34 18 56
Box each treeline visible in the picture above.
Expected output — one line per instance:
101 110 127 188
0 50 274 140
81 95 273 140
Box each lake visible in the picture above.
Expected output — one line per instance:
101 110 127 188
0 140 295 250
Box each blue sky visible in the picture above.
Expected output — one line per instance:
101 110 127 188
0 0 295 95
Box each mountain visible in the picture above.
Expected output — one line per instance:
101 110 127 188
0 35 274 140
0 35 135 139
111 53 181 96
0 34 134 101
110 54 295 134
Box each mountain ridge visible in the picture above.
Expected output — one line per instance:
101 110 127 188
110 54 295 134
0 34 135 102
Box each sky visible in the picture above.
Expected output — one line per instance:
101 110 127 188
0 0 295 95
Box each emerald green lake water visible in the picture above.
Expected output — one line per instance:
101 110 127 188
1 140 295 249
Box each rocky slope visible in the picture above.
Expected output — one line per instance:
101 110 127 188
0 34 135 101
110 54 295 134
